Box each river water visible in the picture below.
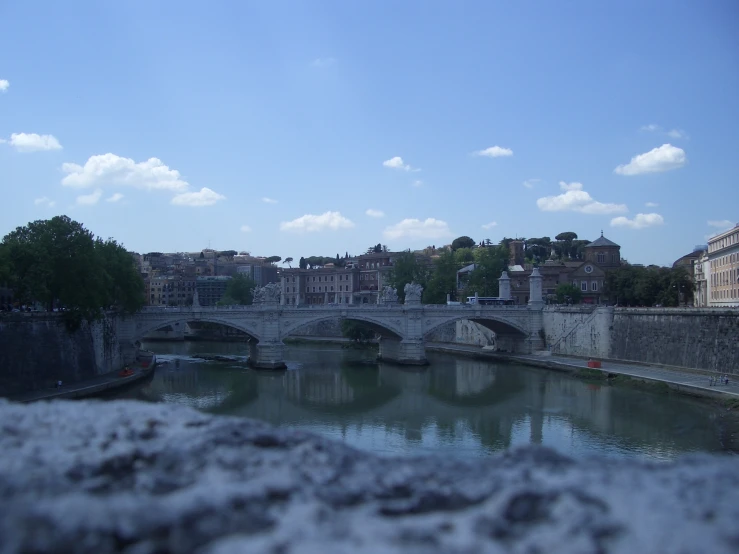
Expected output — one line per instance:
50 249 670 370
112 341 739 460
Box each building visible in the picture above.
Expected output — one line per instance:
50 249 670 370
280 266 359 306
507 232 621 305
693 250 710 307
195 276 231 307
356 252 396 304
706 223 739 307
146 275 197 306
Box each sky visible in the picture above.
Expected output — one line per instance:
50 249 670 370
1 1 738 267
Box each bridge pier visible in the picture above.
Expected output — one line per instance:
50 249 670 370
249 341 287 370
377 338 429 366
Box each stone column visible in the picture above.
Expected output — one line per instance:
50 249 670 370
498 271 512 300
376 270 383 304
280 276 286 306
296 275 301 306
528 267 544 306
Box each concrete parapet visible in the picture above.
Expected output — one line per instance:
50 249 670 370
0 399 737 553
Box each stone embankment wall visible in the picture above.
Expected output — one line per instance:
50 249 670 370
0 313 133 396
542 306 613 359
610 308 739 373
541 306 739 374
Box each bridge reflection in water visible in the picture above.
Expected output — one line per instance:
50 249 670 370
114 342 739 460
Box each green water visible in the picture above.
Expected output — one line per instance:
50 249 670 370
111 341 739 460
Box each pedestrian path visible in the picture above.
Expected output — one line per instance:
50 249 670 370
427 342 739 400
8 360 155 403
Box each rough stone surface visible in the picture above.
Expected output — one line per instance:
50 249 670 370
1 400 738 554
611 309 739 374
0 315 127 396
542 306 612 359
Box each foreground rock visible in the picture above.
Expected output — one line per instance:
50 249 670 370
1 400 738 553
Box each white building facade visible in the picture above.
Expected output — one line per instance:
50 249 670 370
706 223 739 307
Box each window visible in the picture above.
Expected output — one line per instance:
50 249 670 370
591 281 598 291
597 253 604 264
581 281 588 291
331 286 334 291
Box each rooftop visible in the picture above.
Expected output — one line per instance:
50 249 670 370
584 231 620 248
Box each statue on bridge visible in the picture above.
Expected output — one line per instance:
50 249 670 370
404 282 423 304
380 285 399 304
252 282 282 304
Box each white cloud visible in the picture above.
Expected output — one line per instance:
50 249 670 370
645 202 659 208
383 218 452 241
366 209 384 218
76 189 103 206
106 193 124 203
640 124 688 140
558 181 583 191
481 221 498 230
383 156 418 172
171 187 226 207
473 146 513 158
412 180 423 187
34 197 56 207
523 178 540 189
240 225 252 233
614 144 686 176
610 213 664 229
311 57 336 68
62 153 190 191
536 182 628 215
708 220 734 230
0 79 8 92
262 197 278 204
280 211 354 233
7 133 62 152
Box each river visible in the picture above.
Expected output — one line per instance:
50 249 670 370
111 341 739 460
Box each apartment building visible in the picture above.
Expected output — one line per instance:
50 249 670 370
706 223 739 307
147 275 197 306
280 267 359 305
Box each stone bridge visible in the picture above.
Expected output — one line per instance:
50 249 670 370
121 272 546 369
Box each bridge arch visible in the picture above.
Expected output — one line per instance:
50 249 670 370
131 315 263 343
279 313 403 341
423 314 529 340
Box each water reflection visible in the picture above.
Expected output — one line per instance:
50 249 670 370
112 341 739 460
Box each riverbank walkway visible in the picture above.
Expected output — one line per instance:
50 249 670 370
427 342 739 401
8 360 155 403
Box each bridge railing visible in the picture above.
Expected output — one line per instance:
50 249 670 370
138 303 531 314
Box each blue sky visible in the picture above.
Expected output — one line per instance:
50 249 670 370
1 1 737 266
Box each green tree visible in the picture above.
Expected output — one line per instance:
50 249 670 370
454 247 475 265
555 283 582 304
94 238 145 313
386 252 429 302
423 250 459 304
461 246 508 298
524 237 551 263
218 250 238 258
451 236 475 251
218 274 256 305
283 257 293 268
1 216 144 325
299 256 307 269
264 256 281 264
